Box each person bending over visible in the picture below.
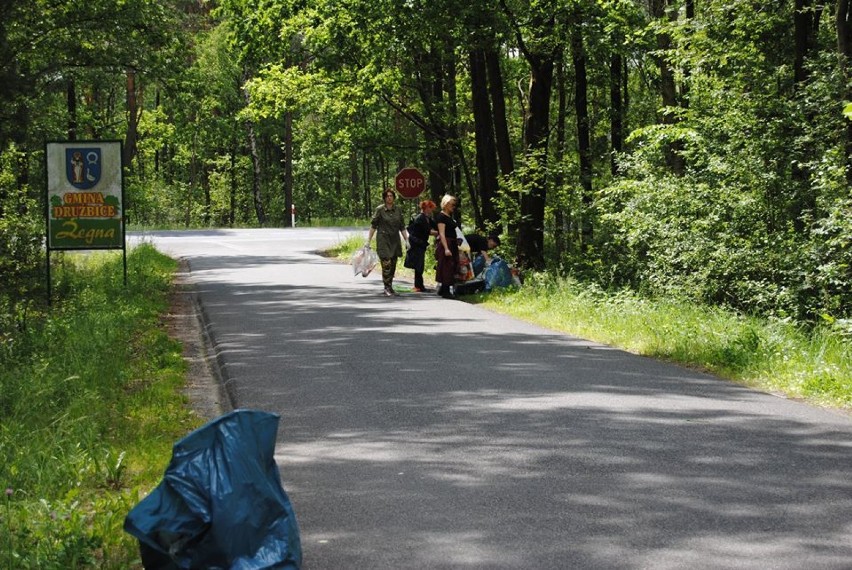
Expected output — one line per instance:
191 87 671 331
464 233 500 264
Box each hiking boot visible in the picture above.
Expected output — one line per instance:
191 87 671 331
384 286 399 297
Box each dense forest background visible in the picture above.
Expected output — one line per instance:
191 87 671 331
1 0 851 330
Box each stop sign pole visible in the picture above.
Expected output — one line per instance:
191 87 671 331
394 167 426 199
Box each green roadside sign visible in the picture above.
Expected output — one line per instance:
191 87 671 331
44 141 126 300
45 141 124 249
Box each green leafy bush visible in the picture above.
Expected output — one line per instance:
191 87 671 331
0 144 45 340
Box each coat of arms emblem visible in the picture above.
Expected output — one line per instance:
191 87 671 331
65 148 101 189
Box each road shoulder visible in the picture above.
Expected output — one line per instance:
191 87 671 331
166 259 232 421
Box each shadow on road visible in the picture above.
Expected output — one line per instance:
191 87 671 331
190 253 852 569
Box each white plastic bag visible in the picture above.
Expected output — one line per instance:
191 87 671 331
456 228 471 253
350 246 379 277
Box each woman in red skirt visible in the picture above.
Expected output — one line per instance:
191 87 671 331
434 194 459 299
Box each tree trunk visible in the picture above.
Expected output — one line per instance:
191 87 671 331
469 48 500 228
838 0 852 185
572 24 593 248
202 166 211 226
795 0 814 85
445 44 462 198
499 0 559 270
67 78 77 141
622 56 629 135
425 131 448 200
554 49 568 258
517 51 554 270
790 0 822 223
486 48 513 178
283 111 294 227
610 52 623 176
381 154 388 191
681 0 695 107
242 69 266 225
650 0 684 175
154 89 161 175
229 145 237 227
654 8 678 112
363 154 371 216
423 45 454 203
124 68 139 171
350 149 360 217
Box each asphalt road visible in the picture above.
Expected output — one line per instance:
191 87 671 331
133 228 852 570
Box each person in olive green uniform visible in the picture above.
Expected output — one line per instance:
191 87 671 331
367 189 410 296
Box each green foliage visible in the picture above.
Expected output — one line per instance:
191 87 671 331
576 0 852 323
597 173 802 316
0 0 188 149
0 144 44 338
4 0 852 330
497 150 549 235
809 185 852 317
0 245 201 567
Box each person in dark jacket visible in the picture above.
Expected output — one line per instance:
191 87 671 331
464 233 500 263
434 194 459 299
404 199 437 292
367 189 410 296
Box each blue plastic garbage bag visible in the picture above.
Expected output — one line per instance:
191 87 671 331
471 253 486 277
124 409 301 570
484 257 513 292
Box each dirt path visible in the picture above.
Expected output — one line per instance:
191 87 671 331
166 259 231 421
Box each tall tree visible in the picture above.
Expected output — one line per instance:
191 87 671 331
571 12 593 248
609 50 623 175
242 67 267 225
501 0 559 269
794 0 818 85
650 0 684 174
486 49 514 179
839 0 852 184
469 45 501 227
124 68 141 170
553 48 569 257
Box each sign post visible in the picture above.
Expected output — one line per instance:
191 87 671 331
394 167 426 199
45 140 125 301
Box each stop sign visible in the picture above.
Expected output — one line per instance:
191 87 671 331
394 167 426 199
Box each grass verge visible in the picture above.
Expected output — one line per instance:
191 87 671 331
0 244 203 568
475 273 852 409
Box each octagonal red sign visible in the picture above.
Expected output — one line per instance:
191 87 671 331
394 167 426 199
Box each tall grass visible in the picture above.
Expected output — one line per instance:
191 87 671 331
478 273 852 408
0 245 201 568
325 234 365 258
300 216 369 228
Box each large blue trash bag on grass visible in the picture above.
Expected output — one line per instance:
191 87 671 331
124 409 302 569
471 253 486 277
483 257 513 291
